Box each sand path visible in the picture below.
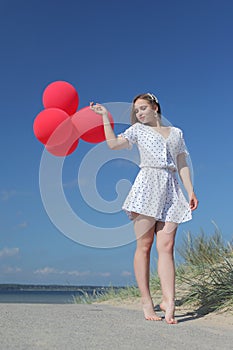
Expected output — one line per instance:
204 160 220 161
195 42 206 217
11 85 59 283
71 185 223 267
0 303 232 350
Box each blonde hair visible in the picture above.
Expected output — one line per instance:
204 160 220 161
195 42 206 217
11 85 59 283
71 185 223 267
130 93 161 125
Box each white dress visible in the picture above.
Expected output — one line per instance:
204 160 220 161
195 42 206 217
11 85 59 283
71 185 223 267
119 123 192 224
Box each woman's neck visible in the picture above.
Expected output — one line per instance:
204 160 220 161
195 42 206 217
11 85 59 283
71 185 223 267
145 119 162 127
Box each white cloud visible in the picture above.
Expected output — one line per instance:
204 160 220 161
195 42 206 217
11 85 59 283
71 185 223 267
0 247 19 258
34 267 58 275
66 270 90 277
33 267 111 279
0 189 32 201
96 272 111 277
3 266 22 274
121 270 132 277
17 221 28 229
1 190 17 201
34 267 91 277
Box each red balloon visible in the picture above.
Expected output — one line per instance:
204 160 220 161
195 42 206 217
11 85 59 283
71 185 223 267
43 81 79 115
33 108 73 145
45 128 79 157
72 106 114 143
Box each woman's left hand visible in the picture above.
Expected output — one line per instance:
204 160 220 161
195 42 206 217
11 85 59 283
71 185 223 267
90 102 108 117
189 192 199 211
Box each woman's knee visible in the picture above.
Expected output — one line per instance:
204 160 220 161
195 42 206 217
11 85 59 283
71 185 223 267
157 239 175 254
136 234 154 253
156 223 177 253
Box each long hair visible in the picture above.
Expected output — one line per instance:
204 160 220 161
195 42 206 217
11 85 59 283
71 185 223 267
130 93 162 125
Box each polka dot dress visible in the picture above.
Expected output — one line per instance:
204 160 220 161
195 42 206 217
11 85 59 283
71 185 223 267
119 123 192 224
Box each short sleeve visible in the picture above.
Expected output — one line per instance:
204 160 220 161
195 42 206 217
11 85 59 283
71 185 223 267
118 124 138 149
178 130 189 156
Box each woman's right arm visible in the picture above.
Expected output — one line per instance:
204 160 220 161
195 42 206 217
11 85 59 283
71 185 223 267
90 102 129 150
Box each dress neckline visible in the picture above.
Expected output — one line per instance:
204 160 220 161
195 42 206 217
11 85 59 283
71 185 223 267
145 125 173 141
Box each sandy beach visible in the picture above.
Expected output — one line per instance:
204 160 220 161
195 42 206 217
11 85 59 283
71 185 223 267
0 302 232 350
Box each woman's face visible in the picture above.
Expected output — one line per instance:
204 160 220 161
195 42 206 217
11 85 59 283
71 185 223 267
134 99 157 124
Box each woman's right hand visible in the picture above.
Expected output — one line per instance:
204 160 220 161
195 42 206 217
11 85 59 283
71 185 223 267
90 102 108 117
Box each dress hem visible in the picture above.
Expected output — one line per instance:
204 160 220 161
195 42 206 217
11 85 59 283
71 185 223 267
122 208 192 224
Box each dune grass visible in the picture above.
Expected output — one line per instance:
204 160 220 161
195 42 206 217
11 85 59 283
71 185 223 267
73 285 141 304
74 227 233 314
175 228 233 314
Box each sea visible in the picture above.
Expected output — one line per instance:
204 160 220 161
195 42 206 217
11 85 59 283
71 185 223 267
0 286 116 304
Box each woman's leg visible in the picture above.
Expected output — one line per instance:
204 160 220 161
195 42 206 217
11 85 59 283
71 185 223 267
133 213 161 321
155 221 178 324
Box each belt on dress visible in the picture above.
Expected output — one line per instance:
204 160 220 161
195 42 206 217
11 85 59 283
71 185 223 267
140 165 177 172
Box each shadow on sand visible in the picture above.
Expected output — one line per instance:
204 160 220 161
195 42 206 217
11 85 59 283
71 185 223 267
154 300 219 323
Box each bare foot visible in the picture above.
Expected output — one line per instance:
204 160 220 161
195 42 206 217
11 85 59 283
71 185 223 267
160 302 178 324
165 306 178 324
142 299 162 321
159 302 166 312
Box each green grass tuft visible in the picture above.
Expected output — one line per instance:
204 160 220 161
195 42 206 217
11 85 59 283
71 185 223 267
176 227 233 314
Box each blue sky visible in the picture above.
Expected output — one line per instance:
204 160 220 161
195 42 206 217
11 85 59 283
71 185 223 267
0 0 233 286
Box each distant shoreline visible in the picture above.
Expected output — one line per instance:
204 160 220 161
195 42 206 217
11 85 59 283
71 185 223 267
0 284 124 292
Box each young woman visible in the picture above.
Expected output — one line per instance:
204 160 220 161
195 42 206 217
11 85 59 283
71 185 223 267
90 93 198 324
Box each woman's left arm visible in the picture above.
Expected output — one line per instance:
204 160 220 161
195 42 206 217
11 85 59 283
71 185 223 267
177 153 199 211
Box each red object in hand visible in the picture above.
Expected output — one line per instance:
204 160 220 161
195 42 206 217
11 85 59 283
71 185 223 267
42 81 79 115
45 127 79 156
33 108 73 146
72 106 114 143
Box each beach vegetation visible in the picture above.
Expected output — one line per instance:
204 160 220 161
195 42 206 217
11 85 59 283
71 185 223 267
175 227 233 314
74 227 233 315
